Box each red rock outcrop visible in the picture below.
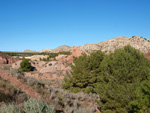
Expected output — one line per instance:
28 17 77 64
67 46 89 63
0 52 20 64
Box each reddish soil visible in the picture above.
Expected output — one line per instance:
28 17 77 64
0 69 41 99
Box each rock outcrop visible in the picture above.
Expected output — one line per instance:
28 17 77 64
0 52 20 64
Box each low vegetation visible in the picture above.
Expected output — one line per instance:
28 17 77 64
0 77 28 103
63 45 150 113
1 98 55 113
39 51 71 61
9 69 99 112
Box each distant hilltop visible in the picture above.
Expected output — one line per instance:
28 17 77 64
24 45 72 53
24 36 150 54
24 49 37 53
52 45 72 53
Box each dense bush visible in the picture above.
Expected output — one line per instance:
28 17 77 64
63 45 150 112
20 58 33 72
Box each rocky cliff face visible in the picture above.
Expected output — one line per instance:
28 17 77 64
0 52 20 64
80 36 150 54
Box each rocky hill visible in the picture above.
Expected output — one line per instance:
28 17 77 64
39 48 52 53
52 45 72 53
23 36 150 54
80 36 150 54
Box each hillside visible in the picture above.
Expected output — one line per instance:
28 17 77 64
0 49 100 113
80 36 150 53
1 36 150 113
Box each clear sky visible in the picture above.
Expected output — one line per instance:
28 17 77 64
0 0 150 52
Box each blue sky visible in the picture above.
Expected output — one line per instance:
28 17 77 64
0 0 150 52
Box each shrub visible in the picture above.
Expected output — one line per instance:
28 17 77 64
0 78 23 102
24 98 55 113
0 98 56 113
26 76 38 86
3 66 10 70
0 92 12 103
20 58 33 72
11 69 24 79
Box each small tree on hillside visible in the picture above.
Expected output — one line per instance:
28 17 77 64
20 59 33 72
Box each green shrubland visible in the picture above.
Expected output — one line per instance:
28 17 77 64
63 45 150 112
